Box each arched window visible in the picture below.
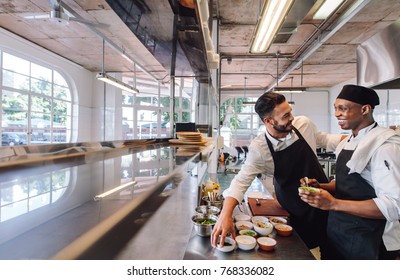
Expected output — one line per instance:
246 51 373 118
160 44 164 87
0 51 72 146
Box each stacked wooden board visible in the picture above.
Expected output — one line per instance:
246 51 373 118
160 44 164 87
169 132 208 145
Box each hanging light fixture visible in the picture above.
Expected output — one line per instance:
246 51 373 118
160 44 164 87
96 39 139 94
274 59 306 94
96 72 138 94
313 0 345 20
273 86 306 94
250 0 294 54
242 77 256 105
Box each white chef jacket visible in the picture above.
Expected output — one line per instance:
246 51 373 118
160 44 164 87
223 116 342 203
336 122 400 251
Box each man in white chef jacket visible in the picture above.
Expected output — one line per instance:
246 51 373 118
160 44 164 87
299 84 400 259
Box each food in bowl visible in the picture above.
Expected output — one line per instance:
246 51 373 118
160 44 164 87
235 221 253 231
194 219 216 225
239 229 257 237
192 214 218 237
234 214 251 222
267 216 287 226
257 237 277 251
274 224 293 236
216 236 236 253
253 221 273 236
235 235 257 250
298 186 321 193
251 216 269 224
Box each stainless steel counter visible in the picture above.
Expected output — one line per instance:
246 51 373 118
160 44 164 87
183 198 315 260
184 230 315 260
0 140 211 259
180 176 315 260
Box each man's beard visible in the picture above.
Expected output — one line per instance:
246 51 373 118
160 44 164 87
272 121 293 133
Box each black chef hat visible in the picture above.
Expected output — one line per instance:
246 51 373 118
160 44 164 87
337 84 380 108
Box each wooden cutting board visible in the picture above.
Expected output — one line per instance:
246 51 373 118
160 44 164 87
248 198 289 217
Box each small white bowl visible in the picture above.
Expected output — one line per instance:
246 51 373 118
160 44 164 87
235 235 257 250
267 216 288 226
239 229 257 237
253 221 273 236
235 221 253 231
216 236 236 253
234 214 251 222
251 216 269 224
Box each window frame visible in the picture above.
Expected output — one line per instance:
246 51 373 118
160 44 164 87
0 49 73 145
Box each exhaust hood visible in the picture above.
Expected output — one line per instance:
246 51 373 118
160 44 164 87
357 19 400 89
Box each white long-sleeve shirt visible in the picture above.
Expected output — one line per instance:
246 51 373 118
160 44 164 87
223 116 342 203
336 122 400 251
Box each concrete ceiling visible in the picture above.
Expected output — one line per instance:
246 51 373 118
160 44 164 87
1 0 400 96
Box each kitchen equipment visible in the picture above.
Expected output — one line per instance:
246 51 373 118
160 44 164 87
192 214 218 237
248 198 289 217
195 205 220 215
202 195 223 209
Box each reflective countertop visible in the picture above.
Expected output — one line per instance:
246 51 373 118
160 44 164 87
0 140 209 259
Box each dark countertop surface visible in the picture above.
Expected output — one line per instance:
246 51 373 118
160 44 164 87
0 140 209 259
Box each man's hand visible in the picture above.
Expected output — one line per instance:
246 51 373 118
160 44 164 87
299 177 320 188
210 197 237 248
298 188 336 211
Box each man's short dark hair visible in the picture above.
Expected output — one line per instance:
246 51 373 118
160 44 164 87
254 91 286 120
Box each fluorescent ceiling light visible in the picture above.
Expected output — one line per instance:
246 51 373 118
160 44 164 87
250 0 294 53
97 72 139 94
313 0 345 20
273 87 306 93
94 181 137 201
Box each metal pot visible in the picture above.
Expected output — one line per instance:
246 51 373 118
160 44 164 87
195 205 220 215
191 214 218 237
202 195 224 209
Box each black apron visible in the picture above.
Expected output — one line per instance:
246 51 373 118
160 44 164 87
327 148 386 259
265 127 329 251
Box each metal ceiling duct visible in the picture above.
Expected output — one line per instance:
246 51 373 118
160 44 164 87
357 19 400 89
105 0 208 83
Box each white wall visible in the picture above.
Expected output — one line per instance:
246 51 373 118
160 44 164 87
281 90 330 132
